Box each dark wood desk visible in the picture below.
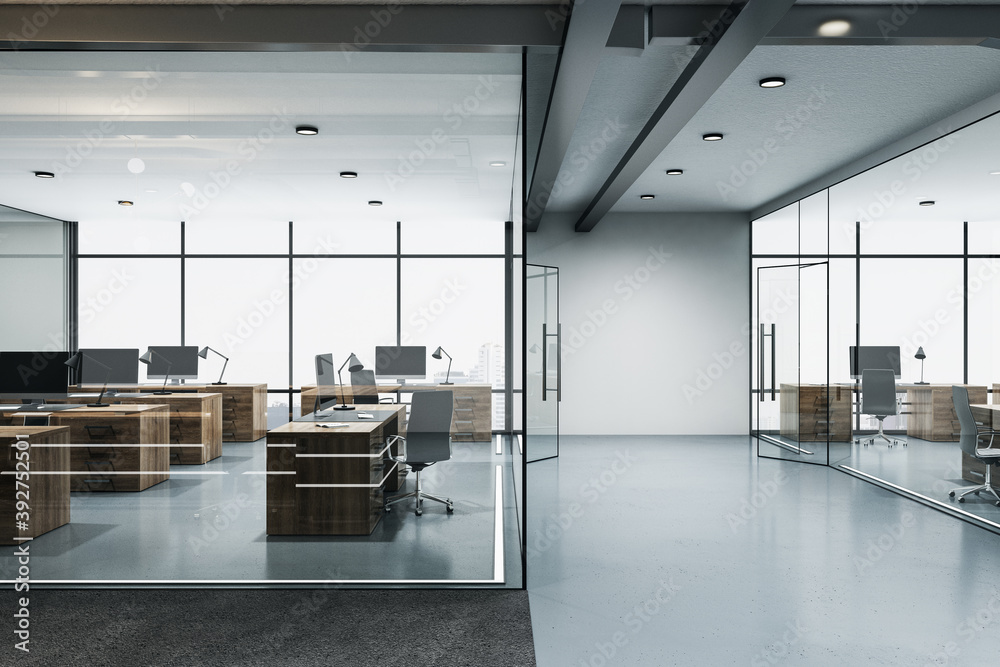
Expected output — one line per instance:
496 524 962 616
1 426 71 544
266 405 406 536
72 383 266 442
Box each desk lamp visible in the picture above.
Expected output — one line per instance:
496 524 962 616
432 346 453 385
914 347 928 385
65 352 112 407
198 346 229 385
139 349 173 395
335 353 364 410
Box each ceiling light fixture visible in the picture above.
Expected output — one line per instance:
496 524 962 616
368 200 383 206
33 171 54 178
339 171 358 178
818 19 851 37
489 161 507 167
665 169 684 176
702 133 724 141
295 125 319 136
990 171 1000 175
640 194 655 200
127 157 146 174
919 200 935 207
118 200 134 207
759 77 786 88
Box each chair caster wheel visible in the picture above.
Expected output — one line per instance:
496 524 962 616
958 497 965 503
949 491 956 498
446 503 454 513
384 507 391 513
974 490 980 496
415 508 422 516
995 501 1000 507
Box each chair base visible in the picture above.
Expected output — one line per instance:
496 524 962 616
855 417 904 448
949 464 1000 507
384 469 454 516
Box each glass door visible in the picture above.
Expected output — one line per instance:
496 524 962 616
526 264 559 462
753 262 830 464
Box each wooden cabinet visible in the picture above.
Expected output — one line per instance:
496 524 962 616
906 385 987 441
0 426 71 545
115 393 222 464
266 405 405 535
779 383 852 442
301 383 493 442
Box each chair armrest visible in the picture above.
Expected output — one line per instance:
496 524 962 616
385 434 406 461
378 397 396 404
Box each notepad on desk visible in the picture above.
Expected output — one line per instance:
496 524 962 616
356 413 375 419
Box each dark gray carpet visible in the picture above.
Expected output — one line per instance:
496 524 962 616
3 589 535 666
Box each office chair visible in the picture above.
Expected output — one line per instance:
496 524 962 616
949 385 1000 506
350 369 394 405
384 390 454 516
857 369 903 447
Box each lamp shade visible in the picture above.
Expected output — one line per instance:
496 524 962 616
914 347 926 360
138 350 153 364
344 353 364 373
432 346 446 360
198 346 210 359
65 352 83 370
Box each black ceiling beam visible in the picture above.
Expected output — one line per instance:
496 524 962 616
574 0 796 233
524 0 624 232
0 4 563 51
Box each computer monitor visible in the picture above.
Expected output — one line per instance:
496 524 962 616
314 353 338 412
0 351 70 394
78 348 140 383
849 346 902 380
374 345 427 381
144 346 199 380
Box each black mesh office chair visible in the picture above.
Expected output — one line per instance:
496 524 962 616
857 369 903 447
384 390 454 516
949 385 1000 506
350 370 394 405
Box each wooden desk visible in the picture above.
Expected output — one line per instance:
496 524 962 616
301 383 492 442
266 405 406 535
968 404 1000 483
779 383 852 442
2 405 170 492
906 385 987 441
0 426 71 544
72 383 267 442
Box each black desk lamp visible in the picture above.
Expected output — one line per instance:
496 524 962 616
139 349 173 395
198 346 229 385
335 353 364 410
432 346 453 385
65 352 111 407
914 347 928 385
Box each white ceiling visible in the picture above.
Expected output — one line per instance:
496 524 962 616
0 51 521 225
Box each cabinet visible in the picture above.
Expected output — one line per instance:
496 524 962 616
779 383 852 442
0 426 71 544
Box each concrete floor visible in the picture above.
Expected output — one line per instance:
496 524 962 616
527 436 1000 666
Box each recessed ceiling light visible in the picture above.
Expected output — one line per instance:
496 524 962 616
759 77 786 88
295 125 319 136
144 189 158 193
702 133 724 141
340 171 358 178
990 171 1000 175
640 194 655 200
489 161 507 167
33 171 54 178
665 169 684 176
919 200 935 207
818 19 851 37
368 200 383 206
118 200 134 207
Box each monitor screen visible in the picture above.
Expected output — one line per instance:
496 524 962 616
849 346 901 379
374 346 427 381
314 353 338 411
0 351 70 394
145 346 199 380
79 348 139 383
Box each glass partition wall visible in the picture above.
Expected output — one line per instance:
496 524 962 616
752 111 1000 532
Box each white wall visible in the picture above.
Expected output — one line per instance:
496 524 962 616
528 212 749 435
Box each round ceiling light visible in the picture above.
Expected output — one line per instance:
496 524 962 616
639 194 655 200
702 133 724 141
295 125 319 136
33 171 55 178
665 169 684 176
127 157 146 174
339 171 358 178
368 200 383 207
919 200 935 207
818 19 851 37
118 200 134 207
759 77 786 88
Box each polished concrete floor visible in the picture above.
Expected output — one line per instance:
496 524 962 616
1 440 521 585
527 436 1000 666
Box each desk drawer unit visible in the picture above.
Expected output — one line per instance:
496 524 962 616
0 426 71 545
116 394 222 464
907 385 987 441
449 386 492 442
779 384 852 442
